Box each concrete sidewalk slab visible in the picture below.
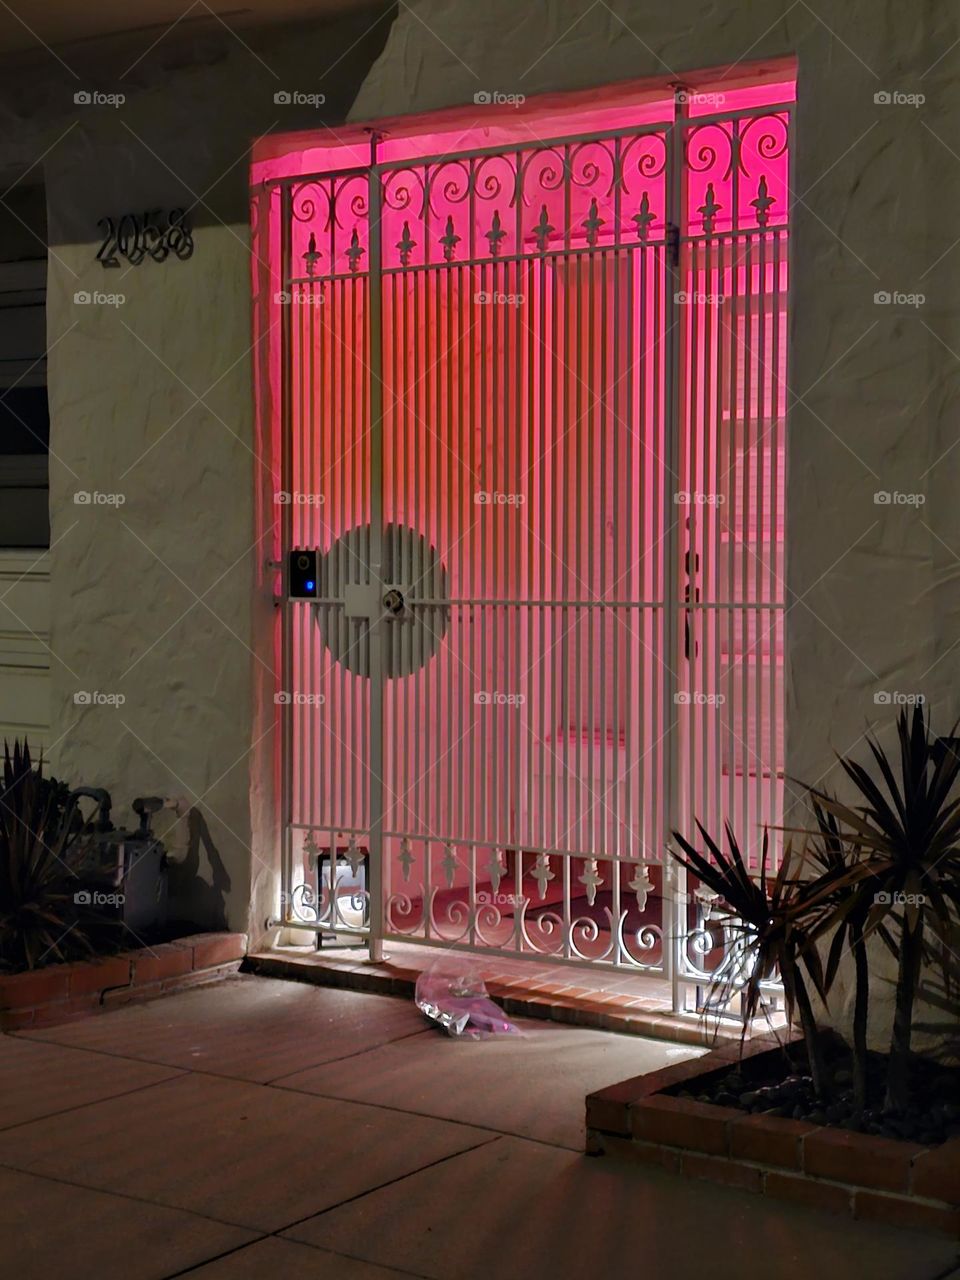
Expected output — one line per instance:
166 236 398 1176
0 1166 256 1280
0 1069 495 1232
285 1134 958 1280
182 1235 417 1278
22 975 426 1082
276 1017 703 1149
0 1034 184 1131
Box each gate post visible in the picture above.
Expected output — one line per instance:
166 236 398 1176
366 156 386 964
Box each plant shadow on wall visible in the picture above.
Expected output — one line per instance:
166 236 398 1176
166 809 231 933
0 742 123 972
671 705 960 1143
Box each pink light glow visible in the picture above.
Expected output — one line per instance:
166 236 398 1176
252 68 793 953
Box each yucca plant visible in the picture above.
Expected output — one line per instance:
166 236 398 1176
801 798 874 1111
671 823 849 1099
809 705 960 1113
0 741 97 972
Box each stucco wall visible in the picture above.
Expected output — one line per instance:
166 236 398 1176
0 7 394 935
348 0 960 1044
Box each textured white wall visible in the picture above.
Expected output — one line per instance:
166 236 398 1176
0 9 394 934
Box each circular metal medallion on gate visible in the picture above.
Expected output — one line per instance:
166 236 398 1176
313 523 449 678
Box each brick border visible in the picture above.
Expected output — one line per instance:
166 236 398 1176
586 1036 960 1238
0 933 247 1030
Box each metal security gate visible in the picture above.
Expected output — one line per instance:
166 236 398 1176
265 84 791 1010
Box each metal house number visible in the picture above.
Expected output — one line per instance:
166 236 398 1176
97 208 194 267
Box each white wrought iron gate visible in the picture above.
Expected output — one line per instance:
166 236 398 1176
268 86 791 1009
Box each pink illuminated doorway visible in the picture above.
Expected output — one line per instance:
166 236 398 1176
252 72 793 1007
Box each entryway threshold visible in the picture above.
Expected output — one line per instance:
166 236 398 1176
243 942 771 1048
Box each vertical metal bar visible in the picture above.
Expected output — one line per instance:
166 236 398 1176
664 92 686 1012
279 184 295 928
367 163 386 961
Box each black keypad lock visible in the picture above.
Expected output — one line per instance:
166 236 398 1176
289 549 318 599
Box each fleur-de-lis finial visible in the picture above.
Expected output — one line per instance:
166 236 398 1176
533 203 554 252
582 197 604 247
698 182 721 235
632 191 656 242
485 210 507 256
440 214 461 262
751 174 775 228
346 227 364 273
396 220 416 267
302 231 321 275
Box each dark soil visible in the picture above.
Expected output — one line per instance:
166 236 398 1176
671 1041 960 1145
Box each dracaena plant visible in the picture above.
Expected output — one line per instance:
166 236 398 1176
808 705 960 1114
670 823 846 1100
0 740 97 972
801 798 873 1111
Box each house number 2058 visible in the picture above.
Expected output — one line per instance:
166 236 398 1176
97 208 194 267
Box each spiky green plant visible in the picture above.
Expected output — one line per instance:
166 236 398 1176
0 741 97 972
809 706 960 1113
671 824 849 1099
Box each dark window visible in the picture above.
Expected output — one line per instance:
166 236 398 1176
0 181 49 548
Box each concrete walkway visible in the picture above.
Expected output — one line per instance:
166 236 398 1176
0 974 956 1279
